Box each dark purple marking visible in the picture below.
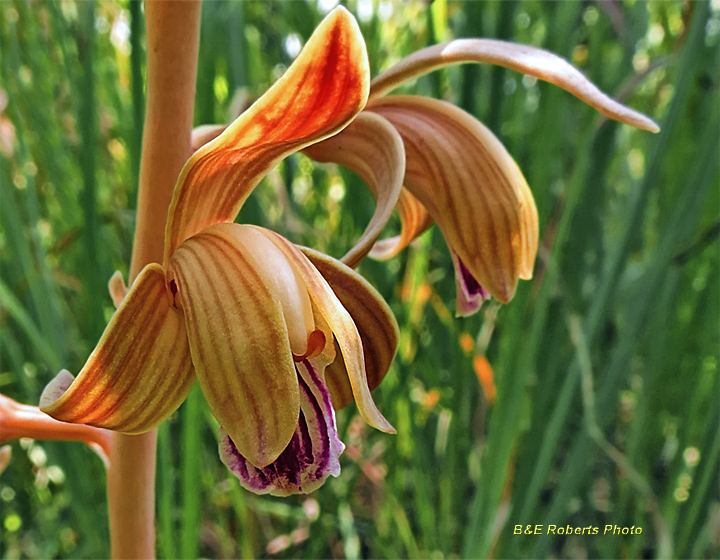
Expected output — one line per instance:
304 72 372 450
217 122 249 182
218 360 344 496
457 258 483 296
451 251 490 317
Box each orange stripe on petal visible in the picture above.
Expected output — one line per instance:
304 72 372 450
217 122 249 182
301 247 398 410
369 39 659 132
258 228 395 434
164 7 370 263
370 96 538 303
41 264 196 433
303 111 405 268
369 187 434 260
169 224 300 468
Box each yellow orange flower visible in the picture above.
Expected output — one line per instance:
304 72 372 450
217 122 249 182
41 8 398 496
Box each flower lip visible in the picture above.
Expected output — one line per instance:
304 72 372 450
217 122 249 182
220 359 345 496
452 251 491 316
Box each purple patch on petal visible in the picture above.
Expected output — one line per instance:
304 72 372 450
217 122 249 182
451 251 490 317
219 359 344 496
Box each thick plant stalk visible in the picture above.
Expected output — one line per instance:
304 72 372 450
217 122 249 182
107 2 201 558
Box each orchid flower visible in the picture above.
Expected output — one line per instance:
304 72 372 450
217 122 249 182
39 8 398 496
305 39 660 316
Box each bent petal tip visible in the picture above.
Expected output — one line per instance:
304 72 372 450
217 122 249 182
39 369 75 410
219 360 344 496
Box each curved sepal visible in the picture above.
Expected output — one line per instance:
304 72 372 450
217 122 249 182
369 39 659 132
41 264 196 433
369 187 434 260
303 111 405 268
169 225 302 468
370 96 538 303
301 247 399 410
258 228 395 434
164 7 370 263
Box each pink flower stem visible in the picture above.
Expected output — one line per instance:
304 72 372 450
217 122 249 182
0 394 112 465
107 2 201 558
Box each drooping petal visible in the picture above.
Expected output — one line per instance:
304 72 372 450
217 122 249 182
164 7 370 263
256 227 395 434
169 224 302 468
370 96 538 303
219 359 344 496
41 264 196 433
369 39 659 133
303 111 405 268
369 187 434 260
301 247 399 410
451 251 491 317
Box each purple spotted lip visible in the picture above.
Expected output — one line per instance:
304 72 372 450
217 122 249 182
219 359 345 496
452 251 490 316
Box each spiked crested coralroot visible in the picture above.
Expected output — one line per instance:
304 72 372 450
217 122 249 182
305 39 660 316
40 8 399 496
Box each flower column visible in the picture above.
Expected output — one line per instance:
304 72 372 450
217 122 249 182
107 2 201 558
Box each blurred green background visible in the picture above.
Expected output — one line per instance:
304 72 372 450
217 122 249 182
1 1 718 558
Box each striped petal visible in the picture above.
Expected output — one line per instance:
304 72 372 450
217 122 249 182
370 96 538 303
219 359 344 496
41 264 196 433
303 111 405 268
164 7 370 263
257 228 395 434
369 39 659 133
301 247 399 409
169 224 303 468
369 187 434 260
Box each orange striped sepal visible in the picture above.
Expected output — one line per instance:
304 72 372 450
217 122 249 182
163 7 371 264
301 247 399 410
303 111 405 269
169 225 302 468
369 39 660 133
369 96 538 303
369 187 434 261
261 230 395 435
41 264 196 433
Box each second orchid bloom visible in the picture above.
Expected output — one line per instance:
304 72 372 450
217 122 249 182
306 37 659 316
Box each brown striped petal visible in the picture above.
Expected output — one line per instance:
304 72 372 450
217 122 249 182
258 228 395 434
303 111 405 268
164 7 370 263
369 187 434 260
370 96 538 303
168 224 301 468
369 39 659 133
41 264 196 433
301 247 399 409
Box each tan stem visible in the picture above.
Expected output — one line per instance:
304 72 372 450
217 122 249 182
107 2 201 559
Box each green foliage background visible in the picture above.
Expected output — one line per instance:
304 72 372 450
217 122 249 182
1 1 718 558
